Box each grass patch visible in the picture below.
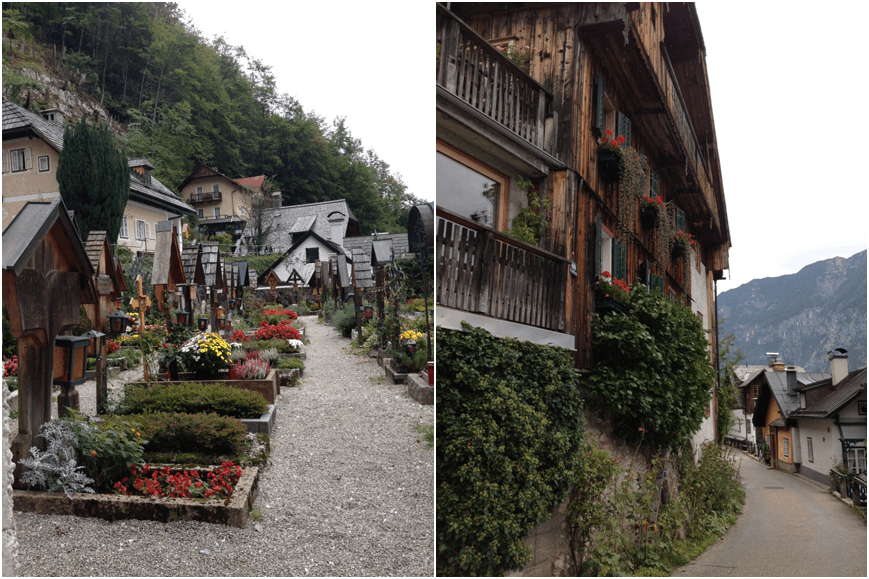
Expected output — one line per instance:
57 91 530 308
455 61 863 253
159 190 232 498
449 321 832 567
416 422 434 449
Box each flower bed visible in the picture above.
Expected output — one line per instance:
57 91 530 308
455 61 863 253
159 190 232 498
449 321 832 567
131 369 279 405
12 464 259 528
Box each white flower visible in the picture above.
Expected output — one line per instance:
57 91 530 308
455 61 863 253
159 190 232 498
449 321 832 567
287 339 303 351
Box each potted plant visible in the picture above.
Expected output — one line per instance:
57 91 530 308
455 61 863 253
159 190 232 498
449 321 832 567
594 271 631 315
178 332 232 380
597 131 623 181
672 229 695 258
640 196 665 229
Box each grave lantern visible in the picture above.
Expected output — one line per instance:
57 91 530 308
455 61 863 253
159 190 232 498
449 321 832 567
228 298 237 311
405 337 417 354
84 329 106 361
53 335 90 387
217 318 226 330
197 317 209 331
176 311 191 326
363 305 373 319
107 309 131 334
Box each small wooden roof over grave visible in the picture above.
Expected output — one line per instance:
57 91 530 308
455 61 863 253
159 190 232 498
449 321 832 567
371 238 394 266
336 254 351 288
230 262 239 295
151 221 186 290
265 270 281 291
248 268 257 288
236 262 249 292
181 243 206 286
3 199 96 304
352 248 374 288
85 231 125 299
408 203 435 254
112 256 129 293
287 269 305 287
200 241 224 290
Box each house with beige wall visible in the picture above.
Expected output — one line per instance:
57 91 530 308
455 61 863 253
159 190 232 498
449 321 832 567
2 98 194 253
178 164 267 238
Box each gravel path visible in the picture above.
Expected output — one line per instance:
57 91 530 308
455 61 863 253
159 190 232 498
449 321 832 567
11 316 435 576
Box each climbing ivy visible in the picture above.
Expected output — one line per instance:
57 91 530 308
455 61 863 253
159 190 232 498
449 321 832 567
436 324 584 576
584 282 715 448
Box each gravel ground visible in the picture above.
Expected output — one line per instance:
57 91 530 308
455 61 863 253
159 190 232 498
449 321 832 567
11 316 435 576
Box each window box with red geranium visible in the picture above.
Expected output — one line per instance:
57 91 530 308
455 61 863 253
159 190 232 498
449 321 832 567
672 229 696 258
640 196 666 230
594 271 631 316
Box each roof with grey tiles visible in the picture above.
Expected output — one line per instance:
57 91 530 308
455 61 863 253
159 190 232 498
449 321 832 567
239 199 359 254
2 98 65 151
790 368 867 419
342 232 412 263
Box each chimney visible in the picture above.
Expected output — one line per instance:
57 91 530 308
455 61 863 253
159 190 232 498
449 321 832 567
328 213 345 249
786 364 798 396
766 353 784 372
828 348 849 386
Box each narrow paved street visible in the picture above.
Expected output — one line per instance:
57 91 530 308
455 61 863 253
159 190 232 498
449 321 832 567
12 316 434 576
673 451 866 577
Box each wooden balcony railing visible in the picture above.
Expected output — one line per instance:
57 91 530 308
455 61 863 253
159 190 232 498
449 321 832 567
436 207 568 333
437 4 555 156
188 191 222 204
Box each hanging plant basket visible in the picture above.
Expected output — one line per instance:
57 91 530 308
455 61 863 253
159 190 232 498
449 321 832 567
598 149 620 181
672 243 687 258
594 296 630 317
640 206 658 229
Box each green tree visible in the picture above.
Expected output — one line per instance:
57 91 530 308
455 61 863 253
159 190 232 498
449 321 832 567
56 117 130 243
716 317 745 444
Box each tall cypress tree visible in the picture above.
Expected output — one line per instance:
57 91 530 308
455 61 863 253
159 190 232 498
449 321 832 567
56 117 130 243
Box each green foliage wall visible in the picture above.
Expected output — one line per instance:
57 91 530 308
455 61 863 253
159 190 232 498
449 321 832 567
584 283 716 448
56 117 130 242
437 324 585 576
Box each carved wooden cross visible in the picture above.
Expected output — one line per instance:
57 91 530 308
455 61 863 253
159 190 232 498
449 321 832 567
129 275 150 334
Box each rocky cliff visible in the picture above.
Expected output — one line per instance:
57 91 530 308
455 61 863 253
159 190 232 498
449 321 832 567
718 250 866 372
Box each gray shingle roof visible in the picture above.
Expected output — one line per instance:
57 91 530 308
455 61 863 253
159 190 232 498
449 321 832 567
239 199 359 254
790 368 867 419
129 171 195 216
2 98 65 151
342 233 412 263
765 370 831 418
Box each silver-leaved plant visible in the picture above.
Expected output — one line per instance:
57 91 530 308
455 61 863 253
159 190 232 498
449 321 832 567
19 420 94 499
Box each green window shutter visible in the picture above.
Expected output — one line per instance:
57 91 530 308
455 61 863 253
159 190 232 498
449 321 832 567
613 239 626 281
616 111 631 147
596 71 605 132
650 171 659 197
676 208 686 231
650 273 664 294
595 214 602 278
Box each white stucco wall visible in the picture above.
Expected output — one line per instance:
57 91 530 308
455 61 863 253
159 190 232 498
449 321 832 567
797 419 840 482
273 238 332 283
689 252 715 460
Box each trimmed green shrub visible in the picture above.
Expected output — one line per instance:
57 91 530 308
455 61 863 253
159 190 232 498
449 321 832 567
437 323 585 576
584 282 716 447
108 348 141 368
117 382 268 419
247 338 297 354
331 306 357 332
289 304 310 316
276 357 304 370
104 412 247 456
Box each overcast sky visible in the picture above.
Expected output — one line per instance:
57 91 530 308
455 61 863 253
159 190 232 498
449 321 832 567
178 2 867 294
176 1 434 204
697 3 867 294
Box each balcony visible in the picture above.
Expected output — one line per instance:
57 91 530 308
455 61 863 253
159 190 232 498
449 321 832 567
188 191 222 204
436 4 558 162
436 207 573 349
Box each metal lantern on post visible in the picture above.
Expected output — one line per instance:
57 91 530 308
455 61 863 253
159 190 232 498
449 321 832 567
107 309 131 334
84 329 106 361
363 305 373 319
175 311 191 326
217 318 226 330
406 337 417 354
197 317 209 331
228 298 237 311
54 334 90 417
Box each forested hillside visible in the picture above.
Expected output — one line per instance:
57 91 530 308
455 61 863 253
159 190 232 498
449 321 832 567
718 250 867 372
2 2 421 233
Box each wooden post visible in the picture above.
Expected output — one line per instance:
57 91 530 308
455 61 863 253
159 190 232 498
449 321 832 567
130 275 152 380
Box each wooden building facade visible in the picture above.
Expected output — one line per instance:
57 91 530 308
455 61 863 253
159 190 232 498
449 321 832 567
436 2 730 372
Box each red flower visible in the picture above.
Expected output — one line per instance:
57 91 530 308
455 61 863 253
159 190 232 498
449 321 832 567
609 139 618 147
605 129 613 136
617 135 625 144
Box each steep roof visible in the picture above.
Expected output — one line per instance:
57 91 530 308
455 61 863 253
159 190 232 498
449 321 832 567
2 98 65 151
257 229 346 285
790 368 868 419
129 169 195 216
240 199 360 255
342 232 412 263
752 369 832 426
234 175 264 190
178 164 256 194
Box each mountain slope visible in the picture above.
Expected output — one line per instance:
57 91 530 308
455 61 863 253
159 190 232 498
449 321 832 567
718 250 867 372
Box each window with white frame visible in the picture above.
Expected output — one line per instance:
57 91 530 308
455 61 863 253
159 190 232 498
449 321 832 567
196 185 203 195
120 216 129 239
198 209 204 219
847 447 866 475
807 437 813 463
213 206 221 218
135 219 147 241
10 148 30 172
37 155 50 172
783 437 789 458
